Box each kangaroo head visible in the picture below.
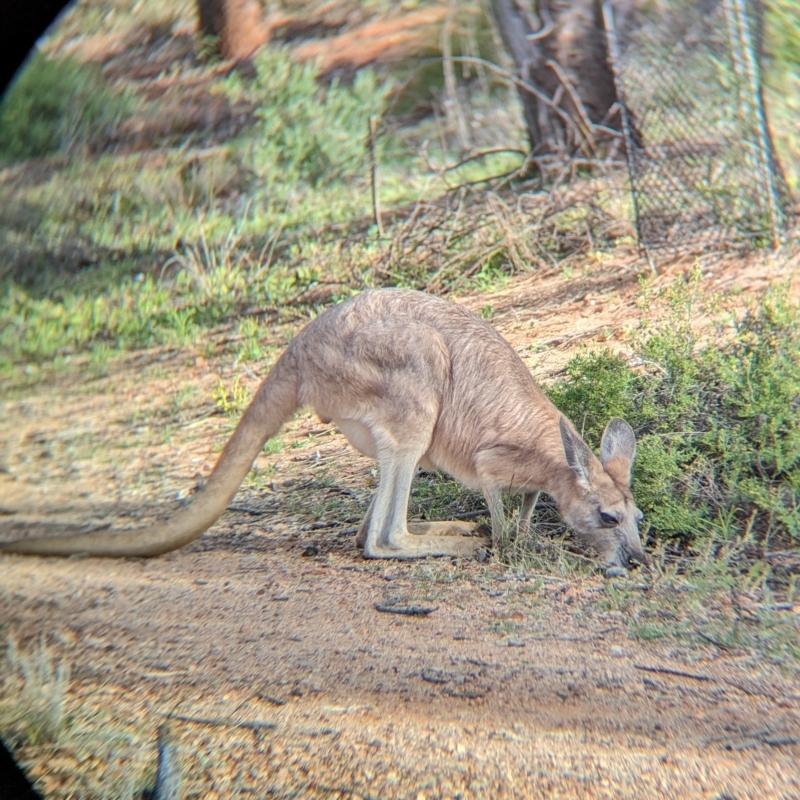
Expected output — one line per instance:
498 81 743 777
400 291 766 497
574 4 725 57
558 417 648 569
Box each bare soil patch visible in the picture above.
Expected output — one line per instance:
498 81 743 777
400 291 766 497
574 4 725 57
1 253 799 798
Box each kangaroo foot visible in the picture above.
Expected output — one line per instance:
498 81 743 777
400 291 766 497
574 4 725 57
407 520 479 537
364 532 486 560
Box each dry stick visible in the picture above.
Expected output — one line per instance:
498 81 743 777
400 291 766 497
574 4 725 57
438 148 528 174
441 164 530 193
524 1 554 41
368 116 384 238
162 712 277 731
152 723 181 800
375 602 438 616
545 59 597 155
442 2 471 151
697 631 735 651
439 188 467 266
447 56 576 133
487 193 536 269
306 783 378 800
633 664 714 682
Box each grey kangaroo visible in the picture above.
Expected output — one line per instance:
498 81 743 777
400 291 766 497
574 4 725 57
0 289 647 567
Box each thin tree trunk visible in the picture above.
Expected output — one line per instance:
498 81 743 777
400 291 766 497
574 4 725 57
490 0 624 154
197 0 269 60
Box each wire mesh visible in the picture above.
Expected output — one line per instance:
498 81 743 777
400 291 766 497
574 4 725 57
605 0 793 253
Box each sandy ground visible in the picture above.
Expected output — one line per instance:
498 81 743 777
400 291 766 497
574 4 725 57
1 252 799 798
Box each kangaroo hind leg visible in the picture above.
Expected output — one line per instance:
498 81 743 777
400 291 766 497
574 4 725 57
362 438 484 560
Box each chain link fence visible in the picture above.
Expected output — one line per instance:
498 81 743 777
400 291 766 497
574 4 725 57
604 0 793 254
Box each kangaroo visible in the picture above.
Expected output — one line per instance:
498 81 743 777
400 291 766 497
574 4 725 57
0 289 647 567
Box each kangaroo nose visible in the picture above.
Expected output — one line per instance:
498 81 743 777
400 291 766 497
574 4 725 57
627 551 650 568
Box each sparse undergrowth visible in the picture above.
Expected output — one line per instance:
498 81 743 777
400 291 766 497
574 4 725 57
0 637 152 799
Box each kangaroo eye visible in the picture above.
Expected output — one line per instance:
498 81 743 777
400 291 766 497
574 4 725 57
599 511 619 527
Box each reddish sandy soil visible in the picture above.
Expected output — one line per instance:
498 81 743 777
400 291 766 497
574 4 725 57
1 251 799 798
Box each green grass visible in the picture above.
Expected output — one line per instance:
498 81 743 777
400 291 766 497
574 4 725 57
0 8 553 373
765 0 800 193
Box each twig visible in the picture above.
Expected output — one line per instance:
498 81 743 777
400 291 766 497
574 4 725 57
765 736 800 747
375 602 438 616
259 694 287 706
545 59 596 154
450 509 489 520
368 116 384 238
304 783 379 800
227 504 272 515
151 723 181 800
633 664 713 682
438 148 527 174
525 2 554 41
697 631 735 651
445 55 578 133
442 2 471 151
162 712 277 731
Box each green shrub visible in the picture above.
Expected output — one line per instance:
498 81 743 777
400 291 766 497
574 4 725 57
0 50 133 160
226 48 392 186
549 276 800 549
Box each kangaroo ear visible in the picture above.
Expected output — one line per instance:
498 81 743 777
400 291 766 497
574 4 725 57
600 418 636 486
559 417 594 484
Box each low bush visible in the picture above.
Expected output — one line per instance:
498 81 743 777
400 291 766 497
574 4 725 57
0 51 133 160
549 274 800 550
225 48 392 186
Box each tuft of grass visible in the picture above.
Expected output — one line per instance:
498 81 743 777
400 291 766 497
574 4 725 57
408 470 484 524
1 636 70 746
600 542 800 670
0 636 154 799
213 373 251 417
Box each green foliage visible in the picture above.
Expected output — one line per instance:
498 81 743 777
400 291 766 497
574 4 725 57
227 49 392 186
764 0 800 79
0 50 133 160
549 275 800 549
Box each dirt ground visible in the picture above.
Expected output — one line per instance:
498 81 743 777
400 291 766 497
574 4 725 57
2 252 800 798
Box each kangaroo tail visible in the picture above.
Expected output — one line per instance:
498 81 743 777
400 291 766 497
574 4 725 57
0 352 299 557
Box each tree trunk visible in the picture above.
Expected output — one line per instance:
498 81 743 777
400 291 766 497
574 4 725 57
197 0 269 60
490 0 625 154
